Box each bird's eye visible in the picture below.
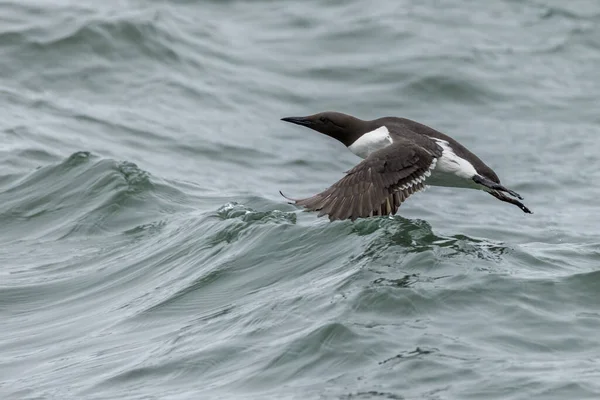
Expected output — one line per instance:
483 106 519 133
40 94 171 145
320 117 328 123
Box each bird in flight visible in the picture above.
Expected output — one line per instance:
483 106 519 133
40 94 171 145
280 111 532 221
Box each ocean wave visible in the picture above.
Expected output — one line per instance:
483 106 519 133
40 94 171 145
1 0 599 398
0 7 182 64
349 216 509 265
0 152 186 242
402 73 505 104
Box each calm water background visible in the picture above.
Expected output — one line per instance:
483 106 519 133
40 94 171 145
1 0 600 399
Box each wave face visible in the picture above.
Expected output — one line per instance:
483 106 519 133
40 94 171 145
2 1 600 399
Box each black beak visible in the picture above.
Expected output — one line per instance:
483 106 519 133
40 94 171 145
281 116 313 127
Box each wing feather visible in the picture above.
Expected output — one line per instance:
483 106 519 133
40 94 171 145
282 135 443 221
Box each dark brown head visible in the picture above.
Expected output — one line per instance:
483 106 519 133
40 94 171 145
281 111 370 147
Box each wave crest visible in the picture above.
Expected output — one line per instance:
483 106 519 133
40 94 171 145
0 152 182 242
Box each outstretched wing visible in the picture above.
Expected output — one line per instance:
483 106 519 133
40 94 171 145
282 137 442 221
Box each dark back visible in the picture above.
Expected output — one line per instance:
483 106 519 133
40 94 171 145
373 117 500 183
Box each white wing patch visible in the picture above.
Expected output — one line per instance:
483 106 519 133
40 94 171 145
348 126 393 159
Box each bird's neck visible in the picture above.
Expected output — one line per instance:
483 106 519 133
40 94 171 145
343 118 379 146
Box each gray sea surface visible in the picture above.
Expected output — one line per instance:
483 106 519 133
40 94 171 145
1 0 600 399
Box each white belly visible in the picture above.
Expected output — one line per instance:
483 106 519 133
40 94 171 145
426 166 480 189
426 139 481 190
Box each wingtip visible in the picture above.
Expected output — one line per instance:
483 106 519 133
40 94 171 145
279 190 296 204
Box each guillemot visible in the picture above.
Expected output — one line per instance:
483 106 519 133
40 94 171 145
279 111 532 221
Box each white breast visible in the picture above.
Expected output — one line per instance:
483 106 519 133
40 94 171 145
348 126 393 159
427 138 480 189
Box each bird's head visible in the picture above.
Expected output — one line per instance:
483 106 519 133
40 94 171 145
281 111 367 147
